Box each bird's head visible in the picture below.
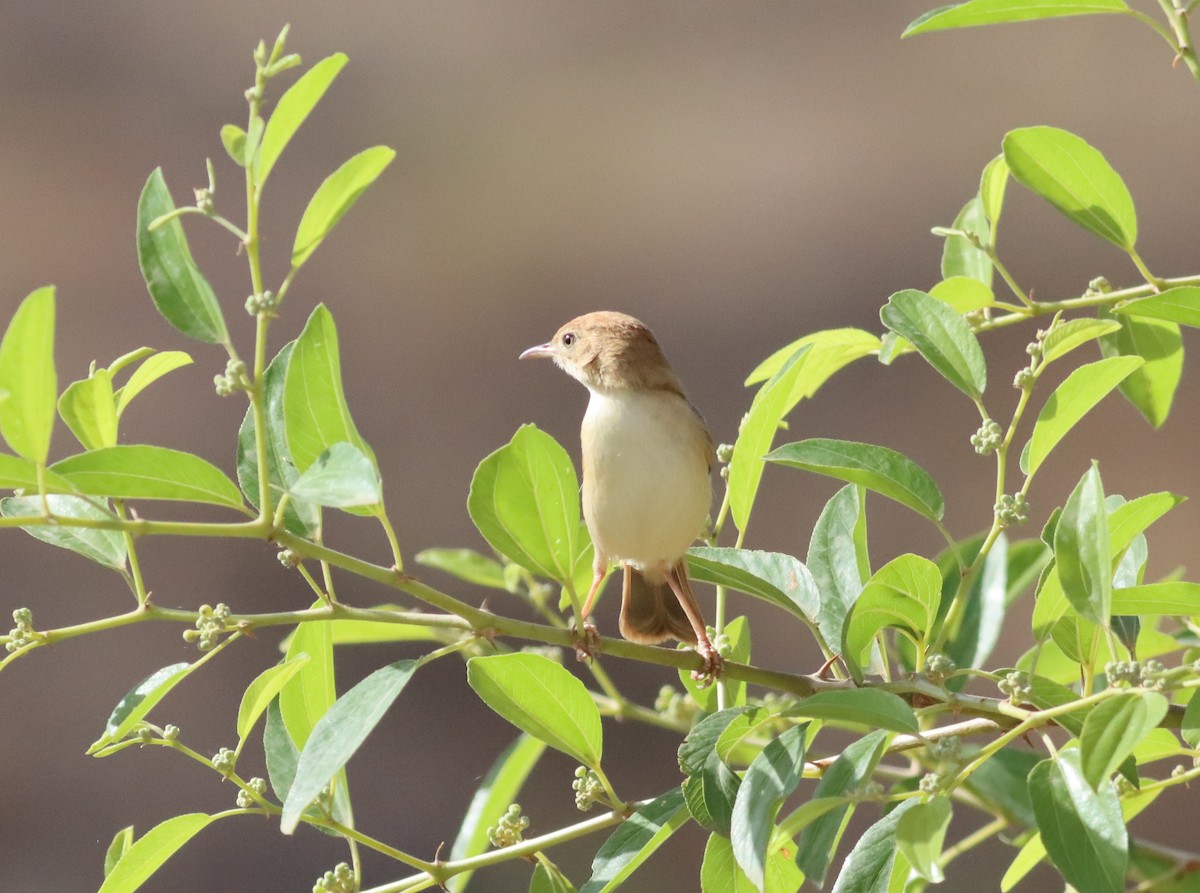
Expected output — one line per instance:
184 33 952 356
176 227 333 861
520 311 681 393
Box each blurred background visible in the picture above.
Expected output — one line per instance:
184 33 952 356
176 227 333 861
1 1 1198 890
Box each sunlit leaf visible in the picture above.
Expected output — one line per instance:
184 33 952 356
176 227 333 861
1054 463 1111 626
904 0 1130 37
58 370 117 450
98 813 215 893
0 495 126 570
1080 691 1168 789
287 441 381 508
292 146 395 268
940 196 992 285
730 724 807 890
115 350 193 417
881 288 986 399
52 445 244 508
1098 312 1182 428
257 53 348 187
0 286 57 463
842 554 942 682
1115 285 1200 327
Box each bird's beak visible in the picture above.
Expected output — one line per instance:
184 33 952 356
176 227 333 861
519 342 555 360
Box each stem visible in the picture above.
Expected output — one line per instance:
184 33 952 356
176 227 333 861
376 508 405 572
1153 0 1200 85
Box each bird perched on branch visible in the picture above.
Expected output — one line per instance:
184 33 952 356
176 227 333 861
520 311 723 680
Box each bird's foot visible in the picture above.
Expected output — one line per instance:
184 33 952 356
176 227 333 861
689 639 724 688
572 620 601 663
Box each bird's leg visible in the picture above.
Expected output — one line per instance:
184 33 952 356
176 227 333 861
663 562 723 684
573 555 606 662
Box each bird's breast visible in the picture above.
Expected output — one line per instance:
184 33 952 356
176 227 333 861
581 389 712 574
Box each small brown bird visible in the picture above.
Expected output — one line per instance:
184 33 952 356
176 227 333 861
520 311 722 678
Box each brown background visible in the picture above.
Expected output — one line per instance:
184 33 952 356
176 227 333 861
1 2 1198 890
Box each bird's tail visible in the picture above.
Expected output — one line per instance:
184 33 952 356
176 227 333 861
619 563 694 645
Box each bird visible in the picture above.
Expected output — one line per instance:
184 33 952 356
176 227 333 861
519 311 723 680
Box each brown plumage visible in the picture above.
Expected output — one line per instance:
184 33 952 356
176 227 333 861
520 311 722 679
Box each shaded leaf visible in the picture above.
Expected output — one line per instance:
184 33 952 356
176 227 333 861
0 494 126 570
940 196 992 286
281 659 417 834
896 797 952 883
1029 749 1127 893
1054 463 1111 625
687 547 820 630
580 788 688 893
806 485 868 656
880 289 986 399
280 605 335 749
448 735 546 893
979 153 1010 229
701 832 802 893
1080 691 1168 788
829 800 919 893
1040 318 1121 365
1110 582 1200 616
785 689 917 734
416 548 507 589
929 276 994 313
136 169 228 344
731 724 808 891
104 825 135 878
90 662 192 753
236 655 311 744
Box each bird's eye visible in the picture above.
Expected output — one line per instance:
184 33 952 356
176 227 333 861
562 332 576 347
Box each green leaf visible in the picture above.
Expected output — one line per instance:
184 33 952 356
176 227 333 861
1115 285 1200 327
786 689 918 734
136 169 228 344
0 453 71 491
880 288 986 399
98 813 215 893
468 424 587 587
940 532 1014 671
579 788 688 893
58 370 117 450
904 0 1129 36
115 350 193 417
683 752 742 836
235 655 312 745
292 146 395 268
467 653 602 767
791 730 889 886
238 340 318 536
940 196 992 285
896 797 952 883
532 862 579 893
90 662 192 753
701 832 802 893
448 735 547 893
729 346 812 533
281 659 417 834
257 53 348 187
104 825 135 878
767 439 944 521
829 799 919 893
280 606 336 749
220 124 247 165
264 697 300 803
842 554 942 681
1030 749 1128 893
1003 125 1137 250
1040 318 1122 365
1098 312 1182 428
965 748 1040 828
283 304 377 476
1182 691 1200 749
1110 582 1200 615
980 154 1010 230
1024 356 1143 479
0 286 57 463
1054 463 1111 626
679 707 754 774
929 276 994 313
0 495 126 569
806 485 868 656
51 445 244 508
416 548 508 589
730 724 808 891
743 328 881 389
1080 691 1169 789
287 441 381 508
686 547 820 629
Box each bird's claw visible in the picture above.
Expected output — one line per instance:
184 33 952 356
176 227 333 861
573 620 601 663
689 640 724 688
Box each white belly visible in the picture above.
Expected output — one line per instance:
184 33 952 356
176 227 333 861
581 389 711 576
